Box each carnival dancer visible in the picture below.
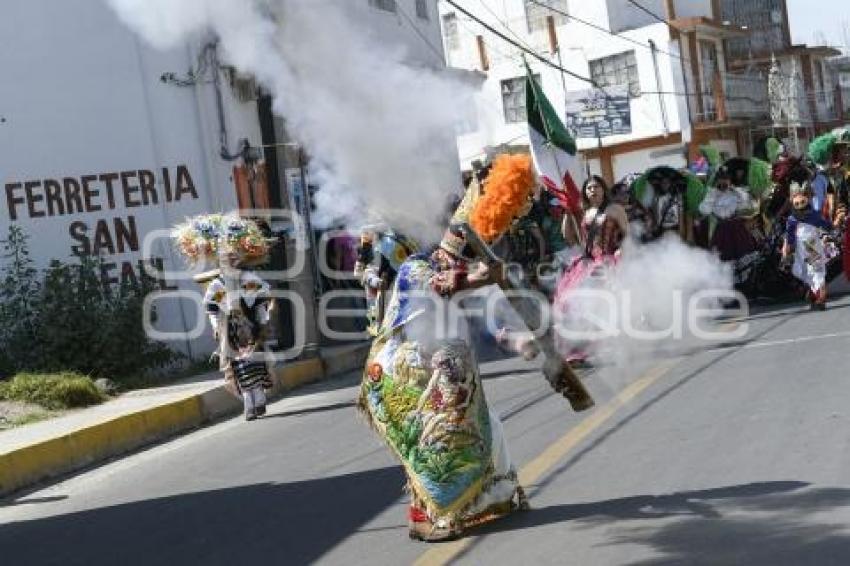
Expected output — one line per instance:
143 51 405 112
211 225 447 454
699 165 758 262
359 154 536 542
354 229 418 336
632 166 704 243
174 214 274 420
610 173 651 240
807 132 844 222
782 182 835 310
553 175 629 365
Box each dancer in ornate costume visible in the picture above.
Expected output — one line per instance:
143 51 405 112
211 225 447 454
359 155 536 541
632 166 706 243
174 214 273 420
782 182 835 311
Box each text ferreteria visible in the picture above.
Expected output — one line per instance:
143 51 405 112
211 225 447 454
5 165 198 257
5 165 198 221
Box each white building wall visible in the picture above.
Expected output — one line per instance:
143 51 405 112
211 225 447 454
611 143 688 180
1 0 454 356
440 0 688 176
0 0 264 356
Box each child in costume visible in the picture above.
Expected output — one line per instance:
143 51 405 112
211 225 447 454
354 229 418 336
174 214 274 420
782 182 835 311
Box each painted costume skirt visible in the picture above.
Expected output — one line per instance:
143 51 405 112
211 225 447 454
360 332 519 528
792 223 837 293
711 218 757 262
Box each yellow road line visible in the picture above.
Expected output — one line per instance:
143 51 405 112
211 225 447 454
413 358 681 566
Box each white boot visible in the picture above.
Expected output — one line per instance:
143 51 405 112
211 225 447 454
252 387 267 417
242 390 257 421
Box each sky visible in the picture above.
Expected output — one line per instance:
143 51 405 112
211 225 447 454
786 0 848 52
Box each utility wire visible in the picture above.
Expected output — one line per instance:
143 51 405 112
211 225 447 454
625 0 668 25
527 0 802 88
395 1 447 65
443 0 615 99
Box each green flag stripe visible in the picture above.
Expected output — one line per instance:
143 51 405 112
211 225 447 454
525 61 576 156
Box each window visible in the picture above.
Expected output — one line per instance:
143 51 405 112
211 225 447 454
501 74 540 123
524 0 569 33
415 0 429 20
589 50 640 97
699 40 720 121
815 60 826 103
442 13 459 51
368 0 397 13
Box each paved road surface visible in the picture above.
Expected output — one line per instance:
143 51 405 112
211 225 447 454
3 295 850 565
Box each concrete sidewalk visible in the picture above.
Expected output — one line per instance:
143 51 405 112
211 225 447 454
0 342 369 498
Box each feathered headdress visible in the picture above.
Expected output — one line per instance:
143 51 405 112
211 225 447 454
808 133 837 166
469 153 536 243
765 137 783 164
699 145 721 169
747 158 773 199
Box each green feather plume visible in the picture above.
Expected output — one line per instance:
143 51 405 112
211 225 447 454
765 138 782 164
699 145 721 169
808 133 837 165
747 158 772 198
684 173 707 215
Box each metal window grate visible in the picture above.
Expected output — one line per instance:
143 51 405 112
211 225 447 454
501 74 540 124
589 50 640 97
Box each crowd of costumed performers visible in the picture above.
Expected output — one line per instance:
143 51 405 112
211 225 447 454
172 214 275 421
437 134 849 370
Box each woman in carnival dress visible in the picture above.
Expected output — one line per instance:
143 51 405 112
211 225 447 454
553 175 629 365
359 155 536 541
699 165 758 262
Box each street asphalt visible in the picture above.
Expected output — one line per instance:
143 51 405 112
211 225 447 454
2 294 850 565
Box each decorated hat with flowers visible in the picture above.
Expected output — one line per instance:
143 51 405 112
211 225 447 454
172 212 270 266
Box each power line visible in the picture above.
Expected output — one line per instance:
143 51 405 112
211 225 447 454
475 0 542 61
526 0 801 89
395 1 446 65
625 0 667 24
443 0 615 98
454 12 524 64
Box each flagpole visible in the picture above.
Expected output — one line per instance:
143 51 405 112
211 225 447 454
524 56 584 248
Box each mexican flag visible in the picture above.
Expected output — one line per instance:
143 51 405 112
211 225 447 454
525 60 582 214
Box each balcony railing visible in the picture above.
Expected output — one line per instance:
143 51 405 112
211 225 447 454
724 72 769 121
690 71 842 126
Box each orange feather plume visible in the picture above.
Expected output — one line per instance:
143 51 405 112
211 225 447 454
470 154 536 242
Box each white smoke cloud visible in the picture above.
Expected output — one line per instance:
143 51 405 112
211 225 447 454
554 234 735 370
107 0 473 243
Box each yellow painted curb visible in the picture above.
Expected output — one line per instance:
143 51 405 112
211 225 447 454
0 395 204 497
0 353 339 497
274 358 325 390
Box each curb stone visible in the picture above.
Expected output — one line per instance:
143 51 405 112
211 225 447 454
0 344 368 498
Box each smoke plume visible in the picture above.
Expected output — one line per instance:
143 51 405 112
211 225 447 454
108 0 473 243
